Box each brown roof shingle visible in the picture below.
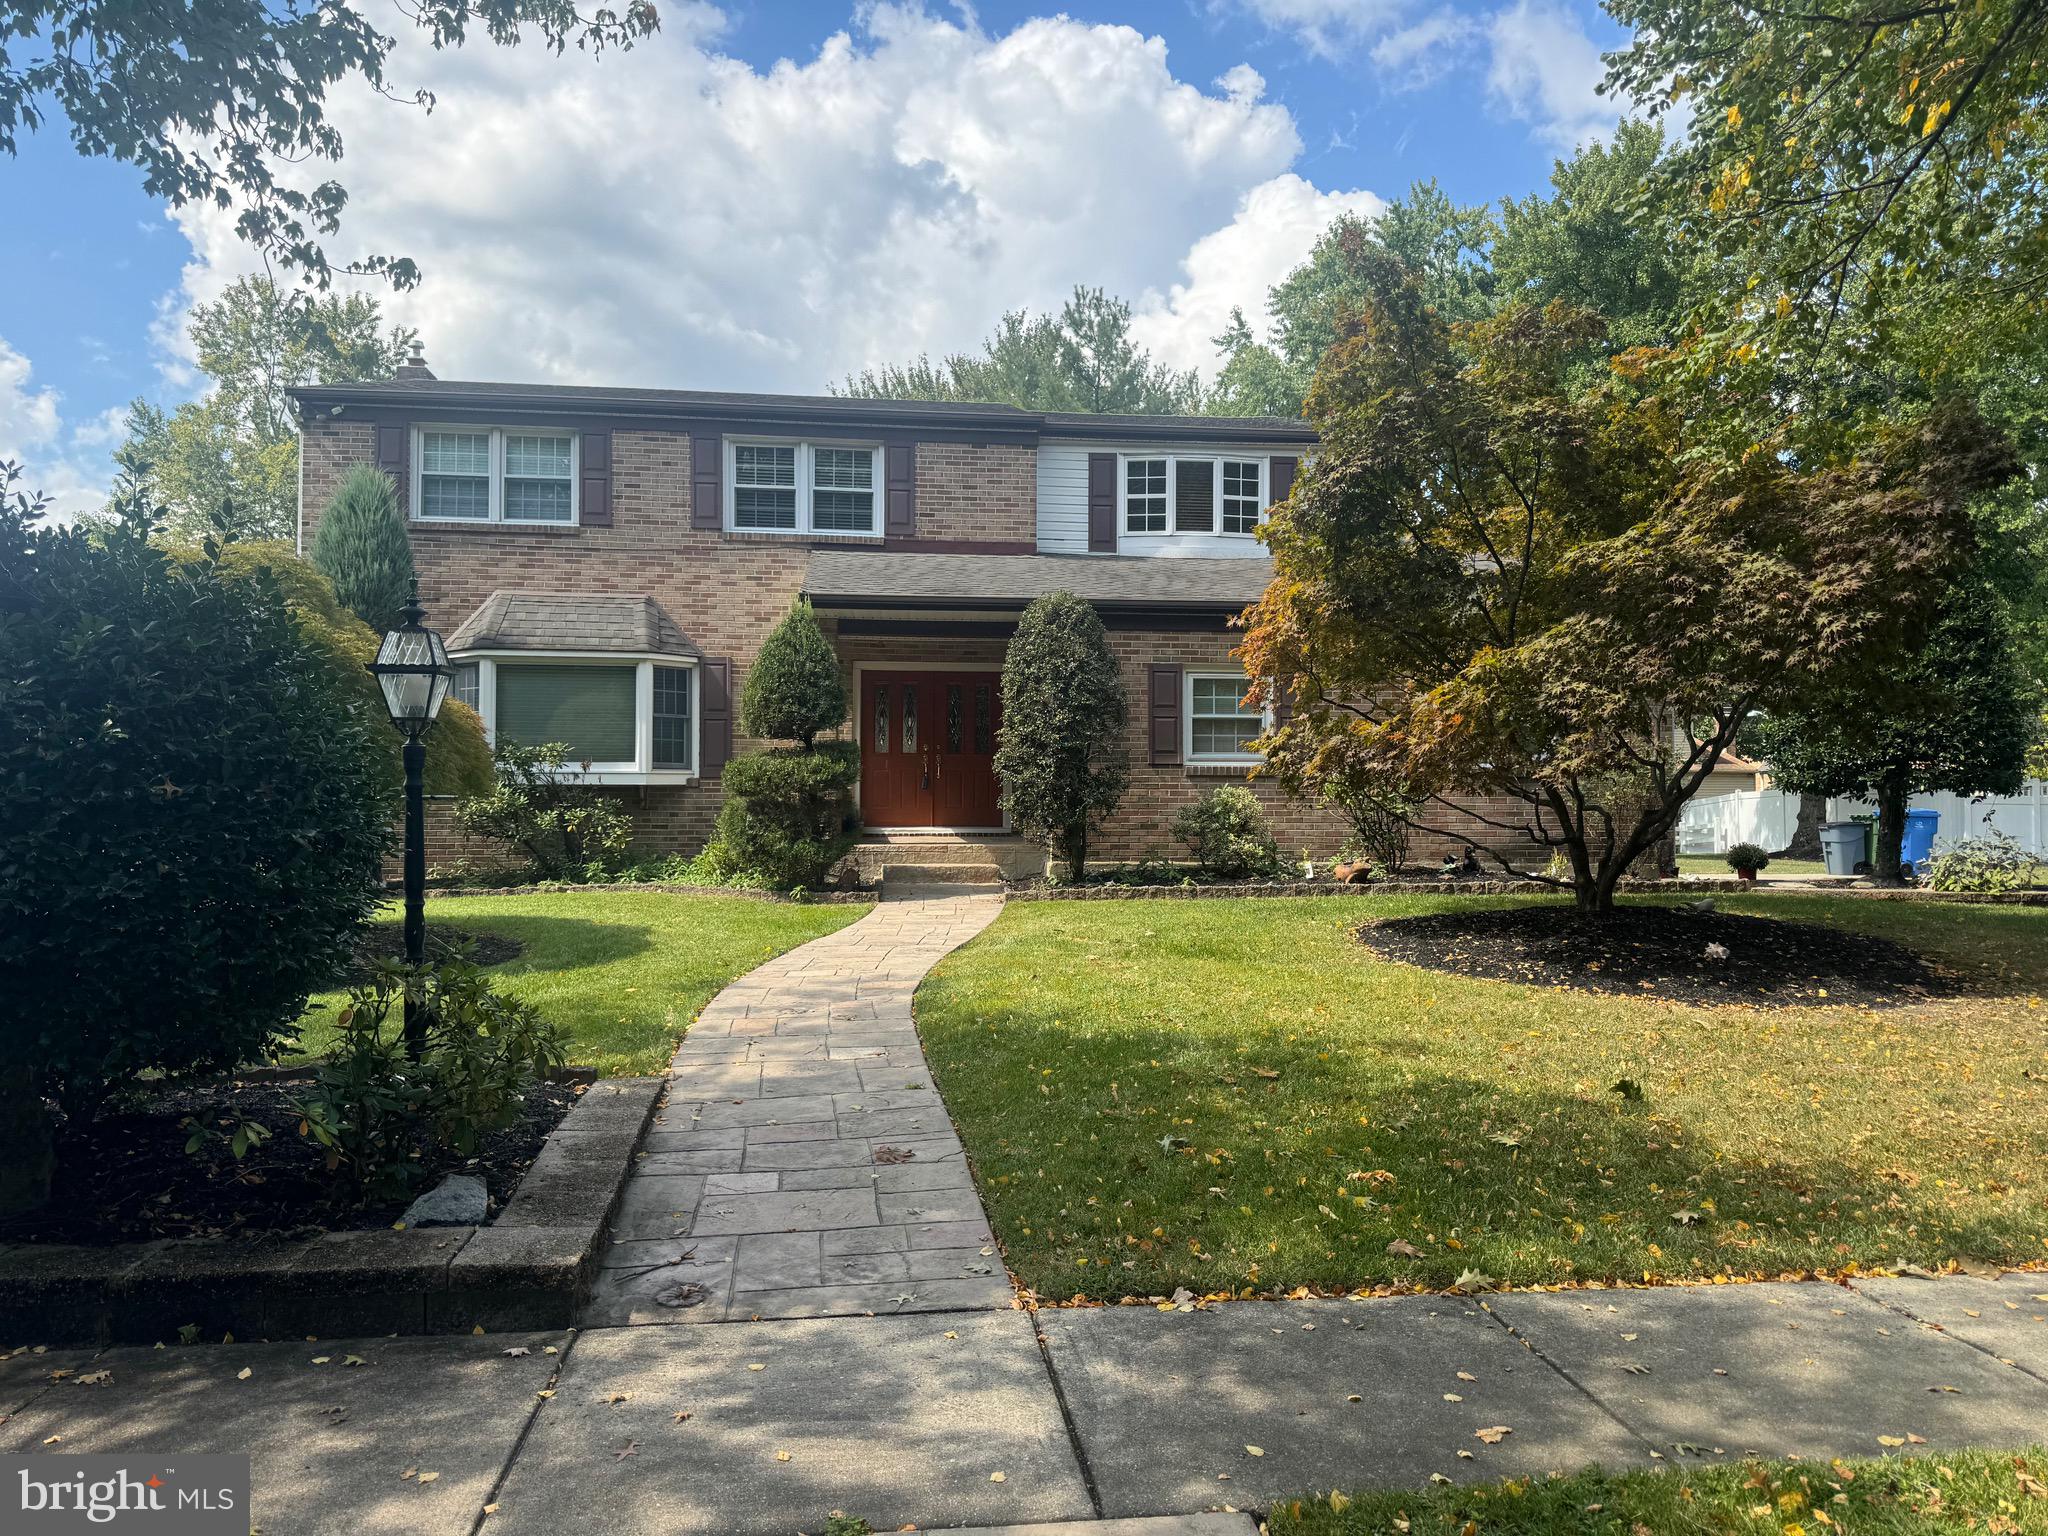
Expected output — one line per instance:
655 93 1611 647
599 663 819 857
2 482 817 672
802 549 1274 610
446 592 699 657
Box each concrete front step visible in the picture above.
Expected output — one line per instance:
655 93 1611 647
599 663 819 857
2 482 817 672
941 1518 1256 1536
849 836 1043 883
882 873 1007 897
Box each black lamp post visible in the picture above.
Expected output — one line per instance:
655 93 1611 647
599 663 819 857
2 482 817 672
366 580 455 1057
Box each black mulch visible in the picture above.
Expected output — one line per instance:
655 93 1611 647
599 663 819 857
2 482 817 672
1357 903 1961 1009
0 1078 575 1247
335 924 524 986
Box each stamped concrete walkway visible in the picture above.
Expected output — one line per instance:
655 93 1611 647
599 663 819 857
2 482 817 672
585 892 1010 1326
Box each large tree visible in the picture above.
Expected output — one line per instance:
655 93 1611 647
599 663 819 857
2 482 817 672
1753 584 2037 881
1238 258 2019 913
839 286 1203 414
114 276 411 541
1 1 655 288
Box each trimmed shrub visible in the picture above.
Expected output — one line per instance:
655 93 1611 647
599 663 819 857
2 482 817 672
311 464 416 631
741 600 846 747
457 741 633 880
0 487 393 1208
1175 785 1285 878
709 742 859 889
995 591 1128 880
1724 842 1772 876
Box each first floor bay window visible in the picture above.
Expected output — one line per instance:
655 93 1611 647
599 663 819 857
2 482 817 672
462 656 698 780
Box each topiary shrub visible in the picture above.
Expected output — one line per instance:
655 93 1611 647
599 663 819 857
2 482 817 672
740 599 845 747
710 743 859 888
995 591 1128 881
708 602 856 887
457 741 633 881
1724 842 1772 877
310 464 416 631
1174 785 1285 878
0 477 393 1211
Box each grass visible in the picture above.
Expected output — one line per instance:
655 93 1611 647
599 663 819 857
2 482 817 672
914 892 2048 1301
296 890 869 1076
1266 1448 2048 1534
1678 855 1832 879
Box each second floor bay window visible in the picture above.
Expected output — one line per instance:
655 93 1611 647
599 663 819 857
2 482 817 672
727 440 880 535
1122 455 1266 539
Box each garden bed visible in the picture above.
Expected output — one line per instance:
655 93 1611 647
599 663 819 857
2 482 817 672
1356 903 1962 1009
0 1076 664 1344
0 1076 574 1247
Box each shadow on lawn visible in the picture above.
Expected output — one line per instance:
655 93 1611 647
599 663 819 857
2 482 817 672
934 1011 2045 1292
397 913 657 977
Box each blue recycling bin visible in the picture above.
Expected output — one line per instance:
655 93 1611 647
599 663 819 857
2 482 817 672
1900 807 1941 874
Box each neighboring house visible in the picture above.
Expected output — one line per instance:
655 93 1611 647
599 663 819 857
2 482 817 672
1696 751 1768 800
291 354 1533 872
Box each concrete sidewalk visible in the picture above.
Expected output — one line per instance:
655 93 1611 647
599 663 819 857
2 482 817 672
5 1273 2044 1533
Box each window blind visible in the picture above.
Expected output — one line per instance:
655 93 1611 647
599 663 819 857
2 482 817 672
496 665 636 763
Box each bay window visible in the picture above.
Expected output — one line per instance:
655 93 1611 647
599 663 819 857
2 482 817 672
414 427 578 525
458 655 698 780
727 440 879 535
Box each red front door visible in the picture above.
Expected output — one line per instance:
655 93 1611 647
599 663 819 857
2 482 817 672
859 671 1003 828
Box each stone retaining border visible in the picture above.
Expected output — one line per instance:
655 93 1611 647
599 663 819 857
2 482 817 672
422 880 873 903
0 1076 665 1347
1011 878 2048 905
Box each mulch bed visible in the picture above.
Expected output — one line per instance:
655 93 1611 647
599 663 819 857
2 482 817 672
335 923 524 986
1357 903 1961 1009
0 1078 575 1247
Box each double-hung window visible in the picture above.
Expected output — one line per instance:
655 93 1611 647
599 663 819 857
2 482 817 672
1186 672 1269 764
726 440 879 535
1121 456 1265 539
414 428 578 525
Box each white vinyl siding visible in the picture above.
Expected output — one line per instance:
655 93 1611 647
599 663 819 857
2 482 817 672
414 427 578 525
1036 441 1290 557
726 440 880 535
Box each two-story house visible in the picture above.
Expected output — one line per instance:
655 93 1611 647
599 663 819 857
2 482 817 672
292 353 1505 879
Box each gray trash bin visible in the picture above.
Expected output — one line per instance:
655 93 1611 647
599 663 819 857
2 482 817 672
1820 821 1864 877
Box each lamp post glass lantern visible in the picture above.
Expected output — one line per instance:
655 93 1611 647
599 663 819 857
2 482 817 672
366 583 454 1056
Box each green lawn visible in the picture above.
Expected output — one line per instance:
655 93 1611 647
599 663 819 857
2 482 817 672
297 891 869 1076
1267 1448 2048 1535
915 893 2048 1300
1678 854 1832 878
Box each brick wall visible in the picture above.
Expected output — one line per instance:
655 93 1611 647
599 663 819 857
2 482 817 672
914 442 1034 543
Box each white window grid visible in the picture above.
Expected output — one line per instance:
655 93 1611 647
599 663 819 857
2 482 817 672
1186 671 1270 763
413 427 578 525
725 440 880 535
1120 455 1265 539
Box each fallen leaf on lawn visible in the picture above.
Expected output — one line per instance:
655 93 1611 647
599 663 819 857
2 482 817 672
400 1468 416 1482
672 1411 691 1424
237 1367 252 1381
1907 1433 1927 1444
1452 1268 1500 1292
1386 1240 1423 1258
775 1451 791 1463
417 1472 440 1485
1456 1372 1477 1382
1620 1333 1638 1342
1245 1445 1265 1457
1670 1210 1702 1227
747 1363 765 1372
503 1347 530 1358
989 1472 1006 1483
2016 1468 2047 1499
614 1443 638 1463
1429 1473 1452 1485
1443 1393 1463 1402
1878 1436 1906 1447
1474 1426 1513 1445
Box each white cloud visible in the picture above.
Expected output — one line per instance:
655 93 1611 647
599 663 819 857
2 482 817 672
1131 175 1385 376
164 3 1374 399
0 337 112 518
1223 0 1407 59
1371 8 1482 87
1484 0 1621 151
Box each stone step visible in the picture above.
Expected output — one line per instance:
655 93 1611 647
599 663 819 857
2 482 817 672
939 1517 1257 1536
882 870 1007 897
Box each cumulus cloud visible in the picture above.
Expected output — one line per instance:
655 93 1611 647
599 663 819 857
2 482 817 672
1484 0 1621 151
1222 0 1408 59
165 3 1372 394
0 337 112 518
1371 8 1483 87
1130 175 1385 374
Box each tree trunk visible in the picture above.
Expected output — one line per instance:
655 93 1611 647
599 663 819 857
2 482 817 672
0 1066 53 1217
1778 794 1826 860
1873 776 1910 884
1059 824 1088 883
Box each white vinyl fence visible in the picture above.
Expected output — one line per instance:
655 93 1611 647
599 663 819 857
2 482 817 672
1678 781 2048 857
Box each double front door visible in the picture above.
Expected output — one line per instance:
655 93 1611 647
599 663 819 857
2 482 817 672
858 670 1003 828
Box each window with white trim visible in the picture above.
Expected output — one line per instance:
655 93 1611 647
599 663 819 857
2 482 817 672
451 662 480 712
652 665 693 771
1122 456 1265 539
1186 672 1269 763
463 656 699 780
414 428 578 525
726 440 879 535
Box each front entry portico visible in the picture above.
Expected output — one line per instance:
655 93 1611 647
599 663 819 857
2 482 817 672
858 669 1003 829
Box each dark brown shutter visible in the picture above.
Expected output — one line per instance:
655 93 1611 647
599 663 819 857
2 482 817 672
1268 455 1297 506
1148 664 1183 767
580 429 613 527
1272 675 1295 726
690 433 723 531
885 443 917 538
699 657 732 776
376 423 410 516
1087 452 1117 552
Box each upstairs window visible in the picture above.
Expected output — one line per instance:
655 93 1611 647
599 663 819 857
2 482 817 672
414 428 578 525
1121 455 1265 539
726 440 880 535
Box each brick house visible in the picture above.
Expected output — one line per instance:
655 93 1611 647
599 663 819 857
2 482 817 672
292 357 1523 880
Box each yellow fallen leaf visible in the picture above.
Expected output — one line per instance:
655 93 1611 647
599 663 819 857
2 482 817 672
1444 1393 1463 1402
748 1363 765 1372
472 1326 485 1336
1245 1445 1264 1457
990 1472 1006 1483
775 1451 792 1463
236 1367 252 1381
310 1356 331 1366
1475 1426 1512 1445
417 1472 440 1485
1878 1436 1906 1448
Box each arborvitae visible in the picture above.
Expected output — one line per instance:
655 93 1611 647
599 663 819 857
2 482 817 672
310 464 415 631
994 591 1128 879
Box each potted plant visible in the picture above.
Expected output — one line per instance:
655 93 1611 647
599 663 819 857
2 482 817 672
1725 843 1771 882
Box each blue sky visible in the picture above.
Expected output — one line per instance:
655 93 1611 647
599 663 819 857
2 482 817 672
0 0 1631 511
